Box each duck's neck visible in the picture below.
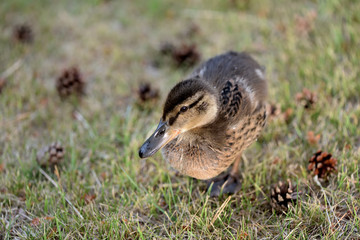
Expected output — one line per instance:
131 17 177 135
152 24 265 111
178 119 226 149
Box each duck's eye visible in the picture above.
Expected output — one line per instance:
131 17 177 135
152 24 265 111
180 106 188 112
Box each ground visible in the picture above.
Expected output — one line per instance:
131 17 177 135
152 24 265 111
0 0 359 239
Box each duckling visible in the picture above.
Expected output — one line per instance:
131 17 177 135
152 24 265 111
139 51 267 196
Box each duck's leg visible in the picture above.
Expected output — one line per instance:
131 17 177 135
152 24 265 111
230 157 241 177
207 158 242 197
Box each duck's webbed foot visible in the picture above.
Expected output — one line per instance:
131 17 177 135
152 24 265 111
206 158 242 197
206 172 242 197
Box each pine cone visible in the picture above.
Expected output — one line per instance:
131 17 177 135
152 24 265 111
13 24 33 43
56 67 85 98
270 179 299 211
295 10 317 36
266 103 282 120
308 150 337 178
138 83 159 102
36 142 65 167
307 131 320 145
172 43 200 67
295 88 317 109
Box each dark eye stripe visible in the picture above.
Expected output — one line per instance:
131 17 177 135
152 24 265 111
169 112 180 125
168 95 204 126
189 95 204 109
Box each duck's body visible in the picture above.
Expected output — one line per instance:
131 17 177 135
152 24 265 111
162 52 267 179
139 51 267 195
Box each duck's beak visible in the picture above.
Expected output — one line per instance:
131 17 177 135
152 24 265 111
139 120 181 158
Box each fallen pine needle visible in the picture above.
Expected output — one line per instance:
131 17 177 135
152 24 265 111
39 167 84 220
1 59 23 79
211 196 231 226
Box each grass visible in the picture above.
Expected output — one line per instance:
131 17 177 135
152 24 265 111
1 0 359 238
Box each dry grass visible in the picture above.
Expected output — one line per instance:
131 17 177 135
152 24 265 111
1 0 359 239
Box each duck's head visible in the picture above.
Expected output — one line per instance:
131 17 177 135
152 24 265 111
139 79 219 158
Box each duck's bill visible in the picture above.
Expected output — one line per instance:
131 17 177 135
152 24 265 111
138 120 181 158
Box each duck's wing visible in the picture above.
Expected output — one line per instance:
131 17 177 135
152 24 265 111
192 51 267 119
